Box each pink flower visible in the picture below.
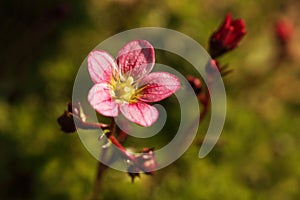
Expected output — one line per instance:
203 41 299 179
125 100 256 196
209 13 246 58
87 40 180 127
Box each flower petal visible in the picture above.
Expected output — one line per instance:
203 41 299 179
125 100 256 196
117 40 155 80
120 102 158 127
88 50 116 83
138 72 180 102
88 83 119 117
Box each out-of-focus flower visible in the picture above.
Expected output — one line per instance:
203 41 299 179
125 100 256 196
275 19 294 45
87 40 180 127
209 13 246 58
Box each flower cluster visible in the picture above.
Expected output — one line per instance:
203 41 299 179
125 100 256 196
188 13 246 118
58 40 181 182
57 13 247 186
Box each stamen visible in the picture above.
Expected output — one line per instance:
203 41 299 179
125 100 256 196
110 75 137 103
124 87 131 92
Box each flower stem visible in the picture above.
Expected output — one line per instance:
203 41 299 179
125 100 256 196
87 161 108 200
73 115 109 129
84 118 138 200
86 119 115 200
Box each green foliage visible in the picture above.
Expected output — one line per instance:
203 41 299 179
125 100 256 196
1 0 300 199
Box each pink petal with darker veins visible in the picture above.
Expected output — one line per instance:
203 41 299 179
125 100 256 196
88 83 119 117
138 72 180 102
120 102 159 127
117 40 155 80
88 50 116 83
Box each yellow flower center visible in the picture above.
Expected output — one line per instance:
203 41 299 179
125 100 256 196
110 76 138 104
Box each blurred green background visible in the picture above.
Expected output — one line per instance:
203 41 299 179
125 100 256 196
1 0 300 199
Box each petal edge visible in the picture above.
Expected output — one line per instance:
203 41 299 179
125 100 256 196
117 40 155 80
138 72 180 102
120 102 158 127
88 50 116 83
88 83 119 117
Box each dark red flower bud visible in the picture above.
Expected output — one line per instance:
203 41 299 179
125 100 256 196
209 13 246 58
275 19 293 45
57 103 76 133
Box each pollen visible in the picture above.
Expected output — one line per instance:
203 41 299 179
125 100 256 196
110 76 138 103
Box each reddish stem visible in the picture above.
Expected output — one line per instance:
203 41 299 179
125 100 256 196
73 115 109 129
107 134 138 165
199 90 210 119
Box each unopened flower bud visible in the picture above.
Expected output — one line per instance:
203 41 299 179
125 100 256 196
209 13 246 58
57 108 76 133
